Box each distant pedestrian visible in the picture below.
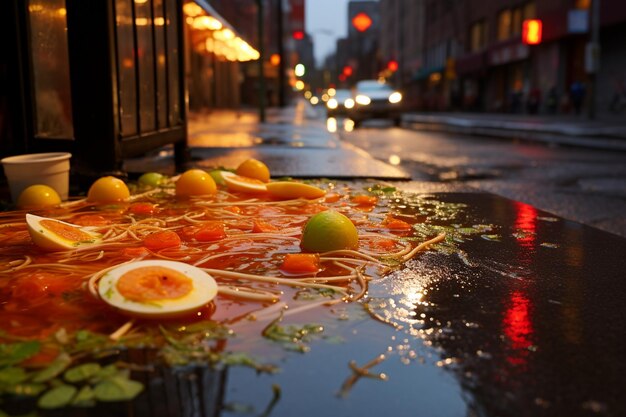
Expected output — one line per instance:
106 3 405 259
609 78 626 114
546 86 558 114
526 87 541 114
570 81 586 115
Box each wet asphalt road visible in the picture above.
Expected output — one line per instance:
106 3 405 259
335 118 626 238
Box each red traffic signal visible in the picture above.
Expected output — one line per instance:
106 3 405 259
522 19 542 45
293 30 305 40
342 66 353 77
387 60 399 72
352 12 372 32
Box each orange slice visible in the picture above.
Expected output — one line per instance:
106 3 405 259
221 171 267 193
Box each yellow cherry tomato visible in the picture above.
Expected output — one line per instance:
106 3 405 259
175 169 217 197
235 159 271 183
87 176 130 203
17 185 62 209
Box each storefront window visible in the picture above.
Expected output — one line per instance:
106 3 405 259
114 0 182 137
135 0 157 133
28 0 74 139
512 8 522 36
523 2 536 20
469 20 486 52
154 0 168 129
166 0 181 126
115 0 137 137
575 0 590 9
497 9 512 41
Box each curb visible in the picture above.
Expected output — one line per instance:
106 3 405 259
403 116 626 152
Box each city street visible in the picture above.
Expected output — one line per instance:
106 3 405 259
333 117 626 238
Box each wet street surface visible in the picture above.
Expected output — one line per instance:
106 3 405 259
337 119 626 238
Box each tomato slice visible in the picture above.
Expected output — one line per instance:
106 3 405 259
195 221 227 242
382 216 412 231
280 253 320 274
252 219 278 233
143 230 181 250
351 195 378 206
324 193 341 203
128 202 157 215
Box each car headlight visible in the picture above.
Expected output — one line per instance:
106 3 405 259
327 98 338 109
344 98 355 109
389 92 402 104
355 94 371 105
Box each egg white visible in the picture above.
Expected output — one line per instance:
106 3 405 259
98 260 218 318
26 213 102 251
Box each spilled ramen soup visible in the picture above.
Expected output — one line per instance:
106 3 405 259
0 170 450 409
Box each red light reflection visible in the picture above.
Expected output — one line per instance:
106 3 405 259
503 291 533 367
513 202 537 247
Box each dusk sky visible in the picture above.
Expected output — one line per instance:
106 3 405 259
306 0 351 65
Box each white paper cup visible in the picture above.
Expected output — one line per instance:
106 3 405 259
1 152 72 202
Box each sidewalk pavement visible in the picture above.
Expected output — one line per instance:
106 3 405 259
403 112 626 152
124 101 410 180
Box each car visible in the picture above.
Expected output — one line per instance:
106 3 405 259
348 80 403 127
325 89 355 117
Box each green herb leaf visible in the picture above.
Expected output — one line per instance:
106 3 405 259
31 353 71 383
94 376 143 402
64 363 101 383
71 385 96 407
38 384 77 409
0 366 29 385
0 341 40 367
93 364 123 381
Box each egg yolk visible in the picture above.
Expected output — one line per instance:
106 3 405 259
235 159 270 182
175 169 217 197
87 176 130 203
116 266 193 302
40 219 97 243
17 185 62 209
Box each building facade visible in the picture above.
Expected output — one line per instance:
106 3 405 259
331 1 381 88
379 0 626 116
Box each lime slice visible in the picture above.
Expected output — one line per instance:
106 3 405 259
301 211 358 252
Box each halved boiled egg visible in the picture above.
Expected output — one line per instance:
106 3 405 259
221 171 267 193
98 260 218 319
26 213 102 251
266 181 326 200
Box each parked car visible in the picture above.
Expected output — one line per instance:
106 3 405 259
326 89 354 117
348 80 403 127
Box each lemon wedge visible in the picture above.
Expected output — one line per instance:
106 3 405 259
266 181 326 200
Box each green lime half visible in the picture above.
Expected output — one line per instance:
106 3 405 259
138 172 165 187
301 211 359 252
209 170 227 186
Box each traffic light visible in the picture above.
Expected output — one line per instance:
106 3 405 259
387 60 399 72
352 12 372 32
292 30 305 40
342 66 353 77
522 19 542 45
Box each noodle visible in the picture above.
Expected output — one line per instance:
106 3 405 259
1 178 446 343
